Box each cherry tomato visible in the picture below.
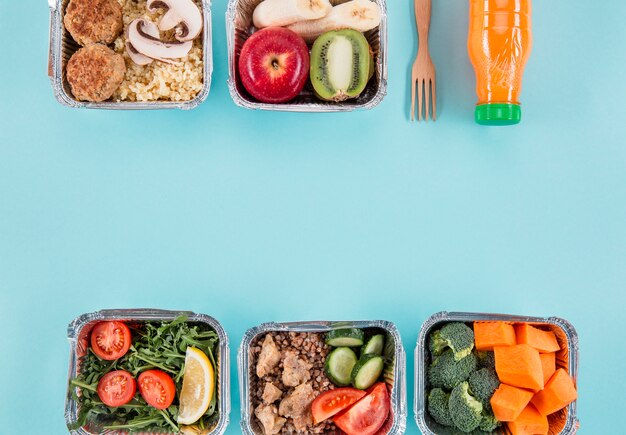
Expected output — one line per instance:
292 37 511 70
311 388 367 424
138 370 176 410
333 382 390 435
91 321 132 361
97 370 136 407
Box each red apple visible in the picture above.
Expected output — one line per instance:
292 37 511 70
238 27 310 104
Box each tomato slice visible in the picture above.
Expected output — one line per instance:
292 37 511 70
138 369 176 410
91 321 132 361
97 370 136 407
311 388 367 424
333 382 390 435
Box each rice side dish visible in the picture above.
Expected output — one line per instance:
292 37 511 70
112 0 204 102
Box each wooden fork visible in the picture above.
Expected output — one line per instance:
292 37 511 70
411 0 437 121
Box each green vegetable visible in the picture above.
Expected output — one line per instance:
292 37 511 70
351 354 384 390
429 322 475 361
361 334 385 356
325 347 358 386
448 382 483 433
427 388 454 427
468 368 500 410
326 328 365 347
428 350 477 390
478 410 500 432
69 316 219 432
475 351 495 370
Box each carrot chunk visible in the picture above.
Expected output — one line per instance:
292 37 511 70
531 368 578 416
490 383 534 422
515 323 560 353
507 404 549 435
539 353 556 385
495 344 544 391
474 322 516 351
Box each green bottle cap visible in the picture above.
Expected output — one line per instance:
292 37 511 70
475 103 521 126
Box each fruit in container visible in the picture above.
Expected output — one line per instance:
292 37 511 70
238 27 310 103
530 368 578 416
507 404 549 435
287 0 381 43
494 344 544 391
515 323 561 353
474 321 516 351
310 29 373 102
253 0 332 28
490 383 534 422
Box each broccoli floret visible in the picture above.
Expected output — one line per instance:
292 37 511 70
429 323 475 361
475 351 496 370
468 368 500 410
428 388 454 427
448 382 483 433
428 349 477 390
478 410 501 432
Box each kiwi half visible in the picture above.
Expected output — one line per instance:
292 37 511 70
310 29 373 102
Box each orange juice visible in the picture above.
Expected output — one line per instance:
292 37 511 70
468 0 532 125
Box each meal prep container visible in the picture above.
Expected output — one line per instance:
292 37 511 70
238 319 407 434
415 311 580 435
65 309 230 435
48 0 213 110
226 0 388 112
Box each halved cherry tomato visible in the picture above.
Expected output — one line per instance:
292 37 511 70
138 369 176 410
311 388 366 424
97 370 136 407
333 382 390 435
91 321 132 361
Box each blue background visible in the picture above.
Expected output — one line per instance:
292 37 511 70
1 0 625 433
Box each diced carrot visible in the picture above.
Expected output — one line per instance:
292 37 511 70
531 368 578 416
515 323 561 353
507 404 549 435
474 322 516 351
495 344 544 391
491 383 534 422
539 353 556 385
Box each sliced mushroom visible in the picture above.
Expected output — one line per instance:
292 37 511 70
147 0 203 42
126 20 160 65
127 18 193 62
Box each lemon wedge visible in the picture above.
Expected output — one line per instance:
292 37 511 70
178 347 215 425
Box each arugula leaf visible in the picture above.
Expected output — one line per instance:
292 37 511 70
69 316 220 433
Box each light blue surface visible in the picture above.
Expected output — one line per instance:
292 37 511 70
0 0 625 433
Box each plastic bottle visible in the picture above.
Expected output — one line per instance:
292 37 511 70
468 0 532 126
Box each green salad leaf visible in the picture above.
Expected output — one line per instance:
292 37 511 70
69 316 219 433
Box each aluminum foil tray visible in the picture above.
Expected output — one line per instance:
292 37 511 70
415 311 580 435
65 309 230 434
239 319 407 434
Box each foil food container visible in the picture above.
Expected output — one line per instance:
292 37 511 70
65 309 230 435
226 0 388 112
415 311 580 435
48 0 213 110
238 320 407 434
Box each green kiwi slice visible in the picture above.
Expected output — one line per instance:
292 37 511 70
310 29 373 102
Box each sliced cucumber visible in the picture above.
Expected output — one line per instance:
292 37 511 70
324 347 358 386
361 334 385 356
351 354 384 390
325 328 365 347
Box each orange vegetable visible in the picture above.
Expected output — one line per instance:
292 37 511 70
515 323 561 353
539 353 556 385
495 344 544 391
507 404 549 435
490 384 534 422
531 368 578 416
474 322 516 351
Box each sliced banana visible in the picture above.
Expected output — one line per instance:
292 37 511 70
287 0 381 42
253 0 333 29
